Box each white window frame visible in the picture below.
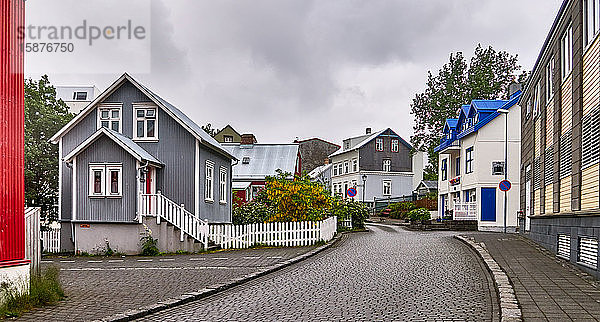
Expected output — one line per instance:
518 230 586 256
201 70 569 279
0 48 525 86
466 147 474 174
533 81 541 118
73 91 87 100
561 24 573 81
97 104 122 133
352 158 358 172
382 180 392 196
584 0 600 48
383 159 391 172
344 161 349 174
133 104 159 141
391 139 399 152
223 135 234 143
88 163 122 197
375 138 384 151
219 167 227 204
546 57 555 102
205 161 214 202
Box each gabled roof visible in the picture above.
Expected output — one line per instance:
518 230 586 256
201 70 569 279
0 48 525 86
329 128 412 157
50 73 235 160
294 137 340 148
457 91 521 139
223 143 299 180
63 127 163 166
419 180 438 190
214 124 241 138
308 163 332 179
443 119 458 133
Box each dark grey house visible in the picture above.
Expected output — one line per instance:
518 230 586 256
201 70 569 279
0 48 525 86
51 73 235 254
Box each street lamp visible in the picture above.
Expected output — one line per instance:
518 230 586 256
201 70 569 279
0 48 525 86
497 108 509 234
361 174 367 204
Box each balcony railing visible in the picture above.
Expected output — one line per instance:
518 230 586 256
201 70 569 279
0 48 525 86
453 202 477 221
434 135 459 152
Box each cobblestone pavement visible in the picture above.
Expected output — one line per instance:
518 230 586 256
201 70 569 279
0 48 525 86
466 233 600 321
140 224 499 321
18 247 316 321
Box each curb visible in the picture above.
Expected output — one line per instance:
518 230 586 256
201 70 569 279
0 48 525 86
97 233 344 322
454 235 522 322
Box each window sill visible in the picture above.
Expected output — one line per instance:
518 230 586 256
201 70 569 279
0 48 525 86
205 199 214 203
133 139 159 143
220 201 227 205
88 195 122 199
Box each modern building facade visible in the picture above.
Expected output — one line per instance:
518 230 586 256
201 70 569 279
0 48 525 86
329 128 421 205
55 85 100 114
0 0 28 291
520 0 600 277
50 73 235 254
435 92 521 231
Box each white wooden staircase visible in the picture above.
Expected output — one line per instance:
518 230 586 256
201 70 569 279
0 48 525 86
138 191 210 252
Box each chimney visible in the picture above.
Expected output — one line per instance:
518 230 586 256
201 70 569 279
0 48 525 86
366 127 372 135
240 134 257 145
508 82 522 99
323 158 330 165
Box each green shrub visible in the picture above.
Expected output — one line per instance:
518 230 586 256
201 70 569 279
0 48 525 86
389 201 416 219
0 266 64 318
140 224 159 256
232 201 273 225
331 198 368 229
407 208 431 221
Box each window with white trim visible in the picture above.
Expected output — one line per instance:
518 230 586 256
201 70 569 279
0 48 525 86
383 159 391 172
391 139 399 152
352 158 358 172
533 81 540 118
546 57 554 101
375 138 383 151
98 106 121 132
223 135 233 143
561 24 573 80
584 0 600 47
205 161 214 201
88 164 122 197
134 106 158 140
465 147 474 174
344 161 349 174
219 167 227 204
382 180 392 196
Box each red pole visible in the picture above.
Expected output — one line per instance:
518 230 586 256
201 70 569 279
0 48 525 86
0 0 25 264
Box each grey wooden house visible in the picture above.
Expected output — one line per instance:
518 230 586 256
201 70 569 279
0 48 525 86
51 73 235 254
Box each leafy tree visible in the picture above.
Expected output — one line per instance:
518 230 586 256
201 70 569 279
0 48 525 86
201 123 219 137
410 44 524 179
25 76 73 222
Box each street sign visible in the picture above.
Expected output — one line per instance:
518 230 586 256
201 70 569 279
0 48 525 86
346 187 357 198
499 180 511 192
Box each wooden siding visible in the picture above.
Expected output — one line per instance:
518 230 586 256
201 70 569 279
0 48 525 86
546 99 554 147
545 184 553 214
560 176 572 213
561 74 573 135
75 136 137 222
535 119 542 158
583 36 600 117
581 163 599 210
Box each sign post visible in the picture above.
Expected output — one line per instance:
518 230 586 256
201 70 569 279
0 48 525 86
499 179 511 234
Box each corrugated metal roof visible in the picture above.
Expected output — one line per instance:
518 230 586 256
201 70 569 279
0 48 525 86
308 163 332 179
420 180 438 189
223 143 299 180
108 129 163 165
471 100 509 111
232 182 251 190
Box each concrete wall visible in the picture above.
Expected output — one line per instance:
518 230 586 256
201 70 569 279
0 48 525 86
74 223 143 255
0 264 30 301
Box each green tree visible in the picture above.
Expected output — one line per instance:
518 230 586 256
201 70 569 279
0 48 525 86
201 123 219 137
410 44 524 179
25 76 73 222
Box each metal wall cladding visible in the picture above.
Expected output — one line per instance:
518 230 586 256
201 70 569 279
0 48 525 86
0 0 25 263
582 105 600 170
559 130 573 180
544 146 554 185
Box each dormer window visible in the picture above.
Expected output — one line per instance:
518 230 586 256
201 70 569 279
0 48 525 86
242 156 250 164
97 104 122 133
134 104 158 140
73 91 87 100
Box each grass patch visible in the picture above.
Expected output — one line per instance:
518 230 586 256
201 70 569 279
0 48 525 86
0 266 65 319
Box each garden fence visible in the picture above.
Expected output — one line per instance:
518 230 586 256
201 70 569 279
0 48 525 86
41 227 61 253
25 207 41 273
209 216 337 249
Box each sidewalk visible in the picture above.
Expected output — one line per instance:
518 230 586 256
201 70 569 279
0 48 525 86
18 247 316 321
466 233 600 321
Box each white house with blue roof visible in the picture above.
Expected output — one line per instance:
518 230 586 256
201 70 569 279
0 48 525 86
50 73 236 254
435 88 522 231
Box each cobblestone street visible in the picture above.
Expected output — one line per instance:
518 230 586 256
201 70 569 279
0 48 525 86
140 224 499 321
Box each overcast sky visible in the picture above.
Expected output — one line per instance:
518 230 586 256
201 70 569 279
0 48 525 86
25 0 562 145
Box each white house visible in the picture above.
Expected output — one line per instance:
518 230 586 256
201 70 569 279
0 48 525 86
435 88 522 231
55 85 100 114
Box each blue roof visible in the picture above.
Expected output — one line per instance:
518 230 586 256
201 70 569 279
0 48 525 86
471 100 508 111
457 91 521 139
446 119 458 128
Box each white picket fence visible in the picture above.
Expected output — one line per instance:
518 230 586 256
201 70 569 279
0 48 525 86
139 192 209 248
25 207 42 273
209 216 337 249
41 227 61 253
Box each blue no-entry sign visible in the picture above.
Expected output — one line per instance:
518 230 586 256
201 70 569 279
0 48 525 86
499 180 511 192
346 187 357 198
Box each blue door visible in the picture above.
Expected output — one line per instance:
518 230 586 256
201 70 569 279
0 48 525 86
481 188 496 221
